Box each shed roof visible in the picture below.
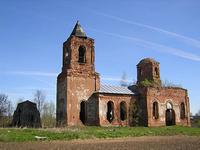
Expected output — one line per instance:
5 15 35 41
97 85 134 95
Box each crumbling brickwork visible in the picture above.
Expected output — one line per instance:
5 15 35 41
146 87 190 126
56 22 99 127
56 22 190 127
96 93 135 126
137 58 161 86
136 59 190 127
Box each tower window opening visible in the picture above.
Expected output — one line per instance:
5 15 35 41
78 46 86 63
65 48 70 65
155 67 159 76
139 68 143 76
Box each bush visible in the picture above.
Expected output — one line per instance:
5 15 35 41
139 79 154 87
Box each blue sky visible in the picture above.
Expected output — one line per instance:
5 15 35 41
0 0 200 114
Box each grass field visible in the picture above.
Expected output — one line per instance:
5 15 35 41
0 126 200 142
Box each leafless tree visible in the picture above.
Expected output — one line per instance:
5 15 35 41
161 79 182 88
0 94 13 127
0 94 8 118
41 101 56 127
33 90 46 114
195 110 200 116
120 72 128 87
7 100 13 118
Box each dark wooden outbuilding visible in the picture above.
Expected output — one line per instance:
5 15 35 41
12 100 41 128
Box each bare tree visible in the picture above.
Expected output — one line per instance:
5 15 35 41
195 110 200 116
120 72 128 87
0 94 13 127
161 79 182 88
33 90 46 114
7 100 13 118
0 94 8 118
41 101 56 127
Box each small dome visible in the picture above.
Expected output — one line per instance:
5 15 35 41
137 58 159 66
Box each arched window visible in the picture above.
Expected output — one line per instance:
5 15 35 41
78 46 86 63
166 102 173 110
107 101 114 123
153 101 159 119
120 101 127 121
180 102 185 119
80 101 86 124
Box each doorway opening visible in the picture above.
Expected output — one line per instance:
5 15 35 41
165 103 175 126
80 101 86 124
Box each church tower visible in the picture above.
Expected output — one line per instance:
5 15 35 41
137 58 161 86
56 21 100 126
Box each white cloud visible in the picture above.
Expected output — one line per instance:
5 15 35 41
94 12 200 49
2 71 57 77
88 28 200 62
1 70 136 84
0 71 56 88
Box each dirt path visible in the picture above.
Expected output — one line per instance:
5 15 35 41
1 136 200 150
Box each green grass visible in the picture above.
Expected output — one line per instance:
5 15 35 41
0 126 200 142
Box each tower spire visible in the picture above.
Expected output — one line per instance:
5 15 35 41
70 21 87 37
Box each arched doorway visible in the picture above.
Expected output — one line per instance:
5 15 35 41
80 101 86 124
165 102 175 126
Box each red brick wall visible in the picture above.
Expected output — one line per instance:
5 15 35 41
98 93 135 126
56 33 191 127
57 35 100 127
145 87 190 126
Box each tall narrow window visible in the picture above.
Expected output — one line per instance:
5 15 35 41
65 48 70 65
180 102 185 119
153 101 159 119
139 68 142 76
91 48 93 64
155 67 159 76
107 101 114 123
78 46 86 63
120 101 127 121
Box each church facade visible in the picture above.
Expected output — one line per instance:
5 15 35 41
56 22 190 127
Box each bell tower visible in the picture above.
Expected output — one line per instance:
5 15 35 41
137 58 161 86
56 21 100 127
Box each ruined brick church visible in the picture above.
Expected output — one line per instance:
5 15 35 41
56 21 190 127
